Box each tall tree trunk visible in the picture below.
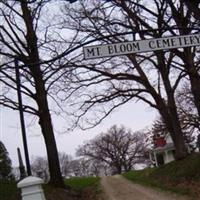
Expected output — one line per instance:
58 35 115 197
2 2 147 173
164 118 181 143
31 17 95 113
34 74 65 187
157 52 188 160
183 49 200 118
20 0 65 187
130 53 188 160
156 95 188 160
28 68 66 187
168 0 200 120
166 101 188 160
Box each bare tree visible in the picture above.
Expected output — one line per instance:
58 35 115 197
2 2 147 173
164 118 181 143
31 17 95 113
69 159 81 177
69 157 110 177
59 152 73 178
87 159 110 176
176 84 199 151
77 125 149 174
31 152 73 181
59 0 194 159
0 0 77 187
31 156 49 182
69 158 91 177
166 0 200 121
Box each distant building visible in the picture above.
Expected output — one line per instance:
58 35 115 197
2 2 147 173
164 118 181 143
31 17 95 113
149 133 175 167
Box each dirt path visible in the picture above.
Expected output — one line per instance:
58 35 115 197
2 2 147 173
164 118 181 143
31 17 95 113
100 175 193 200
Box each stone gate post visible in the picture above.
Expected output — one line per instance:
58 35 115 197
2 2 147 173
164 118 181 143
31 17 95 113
17 176 46 200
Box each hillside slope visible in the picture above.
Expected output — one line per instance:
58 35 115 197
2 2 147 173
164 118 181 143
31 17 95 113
123 153 200 198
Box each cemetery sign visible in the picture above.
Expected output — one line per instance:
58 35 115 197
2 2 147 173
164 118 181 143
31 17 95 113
83 33 200 59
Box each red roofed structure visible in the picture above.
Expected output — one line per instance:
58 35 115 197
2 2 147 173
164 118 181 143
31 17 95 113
149 133 175 167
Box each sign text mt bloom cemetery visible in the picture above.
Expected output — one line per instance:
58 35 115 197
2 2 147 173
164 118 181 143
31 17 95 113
83 33 200 59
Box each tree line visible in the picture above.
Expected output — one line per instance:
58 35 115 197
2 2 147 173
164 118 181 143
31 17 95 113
1 125 150 181
1 121 200 181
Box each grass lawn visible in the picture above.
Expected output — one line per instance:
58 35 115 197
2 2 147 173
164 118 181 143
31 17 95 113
65 176 100 191
122 153 200 198
0 176 101 200
64 176 101 200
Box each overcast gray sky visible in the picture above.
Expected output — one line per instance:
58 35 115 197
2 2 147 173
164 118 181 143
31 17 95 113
1 100 157 167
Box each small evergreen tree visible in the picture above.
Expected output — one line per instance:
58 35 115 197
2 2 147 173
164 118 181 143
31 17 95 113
0 141 13 180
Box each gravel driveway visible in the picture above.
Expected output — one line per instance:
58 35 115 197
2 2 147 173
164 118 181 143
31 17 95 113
100 175 194 200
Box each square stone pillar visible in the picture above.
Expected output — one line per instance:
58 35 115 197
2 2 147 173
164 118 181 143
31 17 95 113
17 176 46 200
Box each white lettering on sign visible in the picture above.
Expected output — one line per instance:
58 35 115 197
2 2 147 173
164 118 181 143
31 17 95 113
83 33 200 59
